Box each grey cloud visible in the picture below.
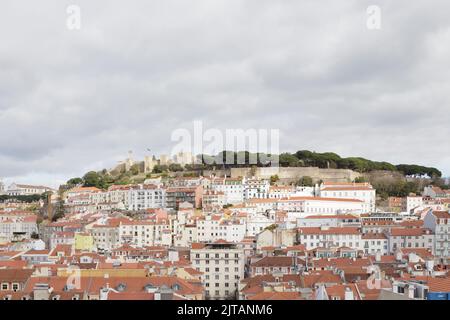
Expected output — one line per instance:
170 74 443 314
1 0 450 187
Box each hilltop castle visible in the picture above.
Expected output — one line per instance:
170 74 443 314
111 151 196 174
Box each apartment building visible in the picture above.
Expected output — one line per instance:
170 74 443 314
0 215 38 242
424 211 450 262
319 182 376 212
6 183 54 196
387 228 434 253
406 196 424 213
166 186 202 209
243 178 270 200
423 186 448 199
118 219 172 247
362 233 388 255
190 242 245 300
297 214 361 228
277 197 367 216
202 190 226 208
90 223 120 251
245 213 273 237
196 215 246 243
127 184 166 211
297 226 363 250
210 178 244 205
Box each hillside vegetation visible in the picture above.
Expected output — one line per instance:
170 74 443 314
63 150 445 198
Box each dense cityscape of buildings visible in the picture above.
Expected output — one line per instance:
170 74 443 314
0 174 449 300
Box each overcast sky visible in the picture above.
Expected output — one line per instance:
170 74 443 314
1 0 450 188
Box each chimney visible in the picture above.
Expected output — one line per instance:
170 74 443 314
100 288 109 300
407 285 415 299
375 251 381 262
344 287 354 300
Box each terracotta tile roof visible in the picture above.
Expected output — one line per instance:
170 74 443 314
312 258 371 268
248 291 304 300
355 280 392 300
301 271 342 287
69 187 102 193
251 256 301 268
280 197 363 203
321 187 373 191
23 249 50 255
304 214 360 220
0 260 28 269
191 243 206 250
49 244 73 257
24 275 203 297
298 227 361 235
432 211 450 219
107 292 155 300
390 228 433 236
0 269 34 282
183 267 203 276
362 233 387 240
425 277 450 292
322 182 370 186
326 283 361 300
400 248 434 260
399 220 424 228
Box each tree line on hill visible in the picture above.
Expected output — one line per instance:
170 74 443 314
63 150 443 192
0 193 47 203
197 150 442 178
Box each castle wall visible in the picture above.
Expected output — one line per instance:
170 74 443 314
204 167 361 183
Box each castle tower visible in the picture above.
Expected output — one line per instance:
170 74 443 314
0 178 4 195
124 150 135 171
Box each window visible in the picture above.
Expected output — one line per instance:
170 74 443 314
1 283 8 291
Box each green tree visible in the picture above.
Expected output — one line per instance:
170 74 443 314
130 164 140 175
83 171 101 188
67 177 83 186
169 163 184 172
152 165 169 174
279 153 299 167
270 175 279 185
297 176 313 186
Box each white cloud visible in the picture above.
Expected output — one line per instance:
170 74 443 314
1 0 449 186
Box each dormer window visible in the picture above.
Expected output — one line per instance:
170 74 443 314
172 284 181 291
116 283 127 292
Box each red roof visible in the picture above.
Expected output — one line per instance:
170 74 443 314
390 228 432 236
